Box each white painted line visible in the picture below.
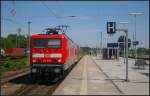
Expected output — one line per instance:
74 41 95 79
80 56 87 95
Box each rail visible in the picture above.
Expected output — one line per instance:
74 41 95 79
1 68 30 85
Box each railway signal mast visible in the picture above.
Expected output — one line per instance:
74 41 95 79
107 21 129 81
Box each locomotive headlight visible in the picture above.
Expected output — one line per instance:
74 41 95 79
50 53 62 58
33 59 36 63
57 59 61 63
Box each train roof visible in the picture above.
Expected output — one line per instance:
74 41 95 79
31 34 65 38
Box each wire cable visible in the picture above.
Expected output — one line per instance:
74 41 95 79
1 17 25 27
41 1 62 19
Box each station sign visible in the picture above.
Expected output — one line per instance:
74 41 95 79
107 22 116 34
107 42 131 48
133 41 139 45
107 43 118 47
119 43 131 48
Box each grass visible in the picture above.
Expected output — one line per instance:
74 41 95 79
3 57 30 71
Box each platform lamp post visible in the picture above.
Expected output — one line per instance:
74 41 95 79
125 23 129 81
129 12 143 63
120 22 128 64
120 22 129 81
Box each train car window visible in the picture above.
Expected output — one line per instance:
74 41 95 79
48 39 61 48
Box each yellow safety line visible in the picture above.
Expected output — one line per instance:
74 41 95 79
80 56 88 95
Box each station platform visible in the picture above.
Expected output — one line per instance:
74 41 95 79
93 56 149 95
53 55 122 95
53 55 149 95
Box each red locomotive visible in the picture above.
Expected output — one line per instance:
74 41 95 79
30 27 81 81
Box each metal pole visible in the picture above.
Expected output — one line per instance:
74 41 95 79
112 48 113 59
120 22 128 64
132 27 134 50
134 15 137 63
124 36 126 64
108 48 109 59
28 21 31 49
27 21 31 64
129 12 143 63
118 42 120 60
18 30 20 48
16 33 17 48
100 32 102 54
125 29 128 81
119 21 129 81
18 28 21 48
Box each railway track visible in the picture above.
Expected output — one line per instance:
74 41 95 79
15 82 61 96
1 57 82 96
1 72 63 96
1 68 30 85
127 56 149 60
13 57 82 96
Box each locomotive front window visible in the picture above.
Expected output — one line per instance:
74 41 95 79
33 38 61 48
34 39 47 48
48 39 61 48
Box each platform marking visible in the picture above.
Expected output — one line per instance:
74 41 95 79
80 57 88 95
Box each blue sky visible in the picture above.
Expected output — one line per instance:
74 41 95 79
1 1 149 48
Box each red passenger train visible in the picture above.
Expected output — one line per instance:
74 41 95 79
30 28 81 80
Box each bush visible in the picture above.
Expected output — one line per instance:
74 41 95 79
16 60 25 69
4 58 17 70
0 66 7 77
3 57 30 71
22 57 30 67
128 49 135 57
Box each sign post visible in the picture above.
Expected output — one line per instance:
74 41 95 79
107 22 129 81
125 29 128 81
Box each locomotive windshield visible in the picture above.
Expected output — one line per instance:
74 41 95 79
48 39 61 48
33 38 61 48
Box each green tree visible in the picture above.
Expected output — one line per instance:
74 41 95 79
128 49 135 57
7 34 27 48
0 37 14 48
137 47 149 56
7 34 17 46
117 35 131 42
0 34 27 49
20 35 27 48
